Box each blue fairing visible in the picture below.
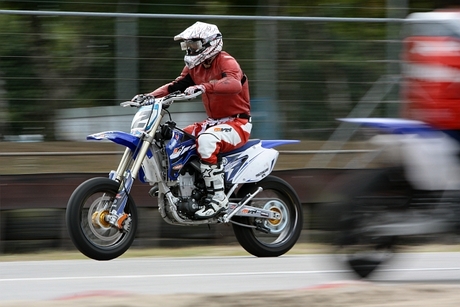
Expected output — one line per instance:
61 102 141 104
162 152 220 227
87 131 153 158
165 130 199 180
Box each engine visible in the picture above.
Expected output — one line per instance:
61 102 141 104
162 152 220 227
174 171 206 218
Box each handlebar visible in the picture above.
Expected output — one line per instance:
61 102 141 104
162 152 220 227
120 91 202 108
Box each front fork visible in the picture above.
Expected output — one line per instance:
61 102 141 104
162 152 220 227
106 169 134 230
105 137 156 230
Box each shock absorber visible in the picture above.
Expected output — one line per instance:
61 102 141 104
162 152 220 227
107 171 134 229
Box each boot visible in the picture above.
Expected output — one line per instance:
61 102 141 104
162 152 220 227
195 162 228 219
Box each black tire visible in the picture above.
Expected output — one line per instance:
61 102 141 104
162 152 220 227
232 175 303 257
336 219 396 278
334 168 400 278
66 177 138 261
338 172 452 279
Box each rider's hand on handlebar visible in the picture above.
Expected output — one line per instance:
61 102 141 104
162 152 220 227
184 84 205 95
131 94 145 103
131 94 155 106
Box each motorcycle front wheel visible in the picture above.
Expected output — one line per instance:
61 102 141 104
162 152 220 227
335 204 396 278
335 219 396 279
232 175 303 257
66 177 138 261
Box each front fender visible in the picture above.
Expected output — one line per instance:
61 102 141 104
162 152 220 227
87 131 152 158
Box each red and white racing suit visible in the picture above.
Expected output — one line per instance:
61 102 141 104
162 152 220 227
149 51 251 164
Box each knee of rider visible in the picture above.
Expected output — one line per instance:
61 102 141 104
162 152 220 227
197 134 220 164
197 133 218 148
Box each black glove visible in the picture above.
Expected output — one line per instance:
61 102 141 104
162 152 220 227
131 94 154 105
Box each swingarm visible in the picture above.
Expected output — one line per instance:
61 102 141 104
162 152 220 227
223 187 282 231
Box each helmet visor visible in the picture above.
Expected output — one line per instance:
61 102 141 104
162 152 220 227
180 39 203 55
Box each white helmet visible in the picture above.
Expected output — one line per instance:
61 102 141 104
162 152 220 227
174 21 223 69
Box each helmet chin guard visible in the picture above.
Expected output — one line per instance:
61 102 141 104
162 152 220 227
174 21 223 69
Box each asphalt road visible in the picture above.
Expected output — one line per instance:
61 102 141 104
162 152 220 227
0 252 459 302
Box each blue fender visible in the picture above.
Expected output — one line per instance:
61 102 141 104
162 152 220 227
87 131 153 158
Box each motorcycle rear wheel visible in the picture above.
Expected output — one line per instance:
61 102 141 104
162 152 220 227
66 177 138 261
232 175 303 257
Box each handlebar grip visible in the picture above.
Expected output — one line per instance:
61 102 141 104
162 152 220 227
120 101 138 107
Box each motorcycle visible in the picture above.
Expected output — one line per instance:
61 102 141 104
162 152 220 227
66 91 303 260
332 118 460 278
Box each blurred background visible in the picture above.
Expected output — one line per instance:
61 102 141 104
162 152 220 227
0 0 459 252
0 1 452 144
1 0 457 174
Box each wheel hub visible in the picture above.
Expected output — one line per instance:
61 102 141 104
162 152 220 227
262 200 288 235
268 206 282 226
92 210 110 228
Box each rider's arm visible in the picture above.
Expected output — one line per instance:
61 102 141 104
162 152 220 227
147 67 194 97
202 56 243 95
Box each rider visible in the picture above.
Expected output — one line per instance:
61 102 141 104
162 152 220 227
140 21 251 219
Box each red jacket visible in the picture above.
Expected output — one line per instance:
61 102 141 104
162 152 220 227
400 10 460 129
150 51 250 119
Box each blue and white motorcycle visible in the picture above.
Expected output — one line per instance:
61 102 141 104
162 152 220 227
334 118 460 278
66 91 303 260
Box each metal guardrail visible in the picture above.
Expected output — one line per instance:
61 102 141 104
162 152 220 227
0 151 123 157
0 9 405 23
0 149 375 157
279 149 374 154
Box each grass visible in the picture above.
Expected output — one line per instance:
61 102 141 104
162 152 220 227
0 243 335 262
1 242 460 262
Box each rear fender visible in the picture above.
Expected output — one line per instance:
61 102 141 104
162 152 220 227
224 142 280 184
261 139 300 148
